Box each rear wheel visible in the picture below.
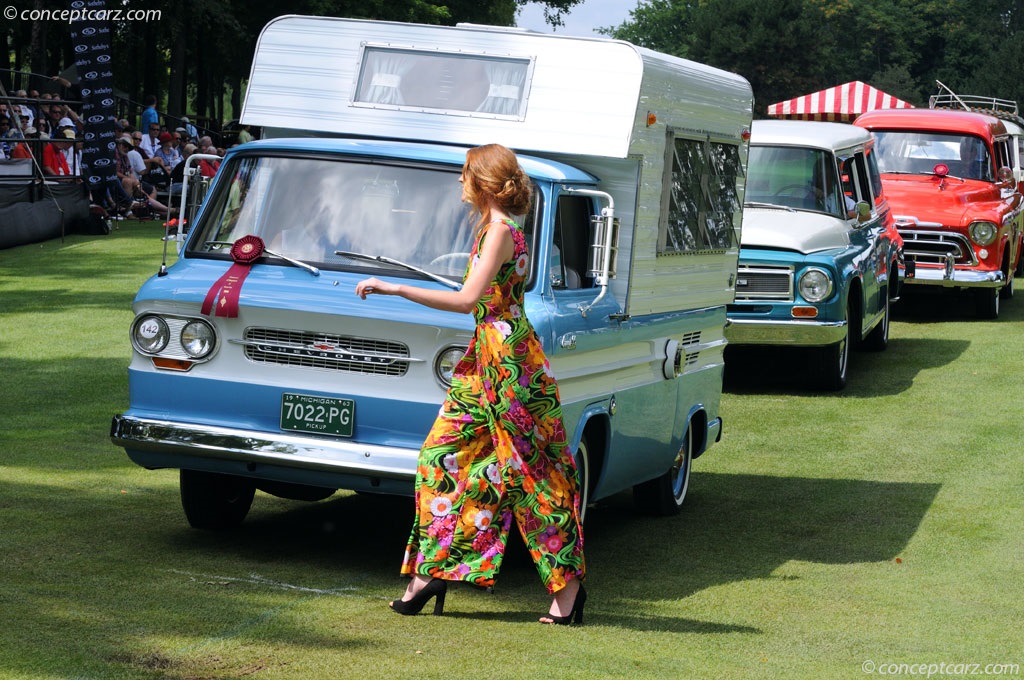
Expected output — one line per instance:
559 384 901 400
180 470 256 530
633 425 693 516
974 287 1000 319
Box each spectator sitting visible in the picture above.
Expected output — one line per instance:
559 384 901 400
0 117 12 153
183 117 198 141
169 142 196 195
43 129 74 176
139 121 162 157
115 135 169 217
10 126 37 159
154 131 181 172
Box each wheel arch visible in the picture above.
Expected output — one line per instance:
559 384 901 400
569 407 609 501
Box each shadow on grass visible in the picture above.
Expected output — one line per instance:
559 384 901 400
893 283 1024 323
0 466 938 676
154 469 938 629
724 337 969 397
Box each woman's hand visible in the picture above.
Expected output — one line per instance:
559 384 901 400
355 277 400 299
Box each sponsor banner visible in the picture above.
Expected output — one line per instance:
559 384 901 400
68 0 116 191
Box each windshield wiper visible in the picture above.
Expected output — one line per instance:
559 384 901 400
334 250 462 290
744 201 796 212
203 240 320 276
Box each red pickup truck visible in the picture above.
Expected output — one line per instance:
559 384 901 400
855 108 1024 318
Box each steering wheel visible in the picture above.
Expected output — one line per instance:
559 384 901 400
428 252 471 271
773 184 818 201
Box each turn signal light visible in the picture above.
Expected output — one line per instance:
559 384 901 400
151 357 195 371
792 306 819 318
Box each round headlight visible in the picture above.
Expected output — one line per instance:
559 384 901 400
132 315 169 354
434 346 467 387
180 320 216 358
969 221 997 246
798 268 833 303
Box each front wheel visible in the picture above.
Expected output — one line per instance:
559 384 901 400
862 292 889 352
974 287 1000 319
812 304 851 391
180 470 256 530
1000 274 1014 300
573 434 591 524
632 426 693 516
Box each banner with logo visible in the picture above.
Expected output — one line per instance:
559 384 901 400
68 0 117 195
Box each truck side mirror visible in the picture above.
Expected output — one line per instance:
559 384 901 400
997 166 1014 188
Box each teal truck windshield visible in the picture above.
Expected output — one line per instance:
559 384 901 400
745 145 843 216
188 155 482 277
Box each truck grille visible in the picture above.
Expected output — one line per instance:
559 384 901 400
734 264 793 301
241 328 410 376
899 230 977 266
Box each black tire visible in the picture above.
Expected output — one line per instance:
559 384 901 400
633 425 693 516
1000 274 1014 300
862 292 889 352
813 302 851 391
974 287 1000 319
573 433 591 524
180 470 256 530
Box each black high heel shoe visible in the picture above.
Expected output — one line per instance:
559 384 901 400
540 584 587 625
389 578 447 616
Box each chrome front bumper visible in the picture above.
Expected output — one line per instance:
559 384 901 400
110 414 418 489
904 264 1004 288
724 318 847 347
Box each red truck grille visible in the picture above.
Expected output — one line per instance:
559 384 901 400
898 230 976 266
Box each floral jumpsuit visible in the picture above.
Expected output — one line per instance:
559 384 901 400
400 219 586 594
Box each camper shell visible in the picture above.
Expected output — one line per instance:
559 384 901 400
111 16 754 528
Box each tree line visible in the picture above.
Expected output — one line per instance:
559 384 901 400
3 0 1022 129
607 0 1024 116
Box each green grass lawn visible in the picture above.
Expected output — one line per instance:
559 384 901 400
1 224 1022 679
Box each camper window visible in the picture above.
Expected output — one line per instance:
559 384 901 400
354 46 532 119
659 136 743 254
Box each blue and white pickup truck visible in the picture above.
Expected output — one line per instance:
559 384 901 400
725 120 904 390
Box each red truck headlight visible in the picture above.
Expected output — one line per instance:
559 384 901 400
968 221 997 246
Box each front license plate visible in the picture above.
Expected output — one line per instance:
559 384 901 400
280 393 354 437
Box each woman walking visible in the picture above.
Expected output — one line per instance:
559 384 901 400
355 144 586 624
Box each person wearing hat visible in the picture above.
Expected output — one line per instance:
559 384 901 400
10 126 36 159
43 128 74 175
154 131 181 173
116 134 169 217
180 116 198 141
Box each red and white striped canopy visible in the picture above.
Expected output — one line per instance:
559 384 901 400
767 81 914 122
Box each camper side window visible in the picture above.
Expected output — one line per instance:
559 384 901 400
551 194 592 290
659 136 743 254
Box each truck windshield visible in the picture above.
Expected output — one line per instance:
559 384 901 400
745 146 844 216
873 131 994 181
186 154 532 279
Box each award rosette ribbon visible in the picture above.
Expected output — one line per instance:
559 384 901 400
201 235 265 318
